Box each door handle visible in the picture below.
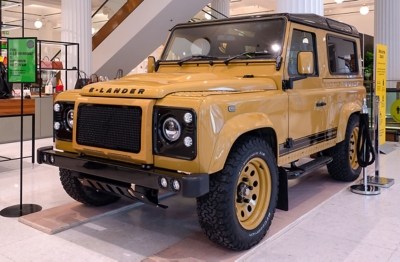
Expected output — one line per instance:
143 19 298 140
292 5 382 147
316 102 326 107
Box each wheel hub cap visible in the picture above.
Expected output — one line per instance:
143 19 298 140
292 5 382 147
235 157 272 230
349 127 360 170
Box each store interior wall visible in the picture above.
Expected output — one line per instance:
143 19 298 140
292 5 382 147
92 0 212 79
2 2 376 76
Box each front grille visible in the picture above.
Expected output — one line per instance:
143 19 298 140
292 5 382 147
76 104 142 153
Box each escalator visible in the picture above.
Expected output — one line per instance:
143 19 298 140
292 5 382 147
92 0 212 78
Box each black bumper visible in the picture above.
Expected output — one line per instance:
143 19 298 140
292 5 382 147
37 146 209 198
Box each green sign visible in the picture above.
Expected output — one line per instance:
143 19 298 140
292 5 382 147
2 31 9 35
7 38 37 83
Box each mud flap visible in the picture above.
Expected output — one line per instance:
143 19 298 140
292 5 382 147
276 167 288 211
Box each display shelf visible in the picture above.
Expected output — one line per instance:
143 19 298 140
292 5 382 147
39 68 80 71
37 39 80 96
1 0 22 9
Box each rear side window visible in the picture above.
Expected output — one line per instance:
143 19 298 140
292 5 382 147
327 35 358 74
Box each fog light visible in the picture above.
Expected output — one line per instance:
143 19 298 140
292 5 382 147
54 122 61 130
171 179 180 191
183 112 193 123
43 154 47 162
159 177 168 189
184 137 193 147
54 103 61 112
49 155 55 164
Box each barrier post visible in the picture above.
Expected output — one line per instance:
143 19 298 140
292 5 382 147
367 95 395 188
350 98 380 195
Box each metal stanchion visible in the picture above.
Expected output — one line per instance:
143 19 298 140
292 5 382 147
367 96 395 188
351 98 380 195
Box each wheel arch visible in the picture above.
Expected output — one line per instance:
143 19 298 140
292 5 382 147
336 102 361 143
207 113 277 174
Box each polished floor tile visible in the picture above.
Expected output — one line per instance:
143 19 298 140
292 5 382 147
244 228 394 262
1 138 400 261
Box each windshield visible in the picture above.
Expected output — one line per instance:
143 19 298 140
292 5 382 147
162 18 286 61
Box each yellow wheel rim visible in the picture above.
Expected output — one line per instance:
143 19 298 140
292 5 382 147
235 157 271 230
349 127 359 170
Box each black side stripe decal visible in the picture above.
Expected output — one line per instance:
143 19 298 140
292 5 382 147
279 128 338 157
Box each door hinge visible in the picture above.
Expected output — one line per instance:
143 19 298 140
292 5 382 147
282 80 290 91
284 138 293 149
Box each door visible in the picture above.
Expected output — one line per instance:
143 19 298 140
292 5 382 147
285 26 328 156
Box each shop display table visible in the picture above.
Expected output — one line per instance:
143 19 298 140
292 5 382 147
0 98 35 163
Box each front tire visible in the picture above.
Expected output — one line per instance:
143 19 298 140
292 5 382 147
326 114 362 182
196 137 278 250
60 168 120 206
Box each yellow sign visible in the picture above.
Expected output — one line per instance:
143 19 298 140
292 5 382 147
390 99 400 123
375 44 387 145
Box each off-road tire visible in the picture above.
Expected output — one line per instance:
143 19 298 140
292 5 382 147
196 137 279 251
326 114 362 181
60 168 120 206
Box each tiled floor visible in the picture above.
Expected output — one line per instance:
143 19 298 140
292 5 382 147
0 138 399 261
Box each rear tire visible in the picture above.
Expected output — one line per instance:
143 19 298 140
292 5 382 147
196 137 278 250
326 114 362 182
60 168 120 206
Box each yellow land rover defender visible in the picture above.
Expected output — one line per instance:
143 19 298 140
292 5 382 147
38 13 365 250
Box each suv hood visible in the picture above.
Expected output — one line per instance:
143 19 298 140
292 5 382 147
79 72 277 98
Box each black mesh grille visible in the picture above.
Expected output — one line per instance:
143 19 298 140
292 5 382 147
76 104 142 153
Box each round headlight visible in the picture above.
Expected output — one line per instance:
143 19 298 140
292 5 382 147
183 113 193 123
66 109 74 129
162 117 181 142
54 103 61 112
54 122 61 130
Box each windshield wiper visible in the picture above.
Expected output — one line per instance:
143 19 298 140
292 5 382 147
178 55 218 66
223 51 272 65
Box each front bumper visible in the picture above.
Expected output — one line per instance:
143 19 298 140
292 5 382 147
37 146 209 198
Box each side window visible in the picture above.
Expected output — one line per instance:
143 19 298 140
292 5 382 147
288 29 317 76
327 35 358 74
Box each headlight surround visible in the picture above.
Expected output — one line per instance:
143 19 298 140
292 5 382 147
54 101 74 141
153 107 197 160
162 117 181 142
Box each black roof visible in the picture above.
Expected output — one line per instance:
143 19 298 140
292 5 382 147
285 13 359 37
175 13 359 38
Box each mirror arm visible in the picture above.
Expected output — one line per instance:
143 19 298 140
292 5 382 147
282 75 307 90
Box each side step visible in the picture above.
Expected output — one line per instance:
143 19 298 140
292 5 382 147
286 156 333 180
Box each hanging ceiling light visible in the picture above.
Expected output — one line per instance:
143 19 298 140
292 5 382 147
360 5 369 15
335 0 344 3
34 19 42 29
302 32 309 44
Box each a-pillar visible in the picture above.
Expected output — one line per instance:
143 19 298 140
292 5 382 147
211 0 230 19
61 0 91 89
276 0 324 16
374 1 400 109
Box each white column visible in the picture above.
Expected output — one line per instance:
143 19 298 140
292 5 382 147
61 0 91 89
374 0 400 91
276 0 324 16
211 0 230 19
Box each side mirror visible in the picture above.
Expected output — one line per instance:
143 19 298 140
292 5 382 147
147 56 156 73
297 51 314 75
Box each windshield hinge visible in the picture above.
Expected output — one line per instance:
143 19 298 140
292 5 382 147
276 55 282 71
284 138 293 149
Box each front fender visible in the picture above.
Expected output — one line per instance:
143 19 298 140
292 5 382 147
207 113 274 174
336 101 362 142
